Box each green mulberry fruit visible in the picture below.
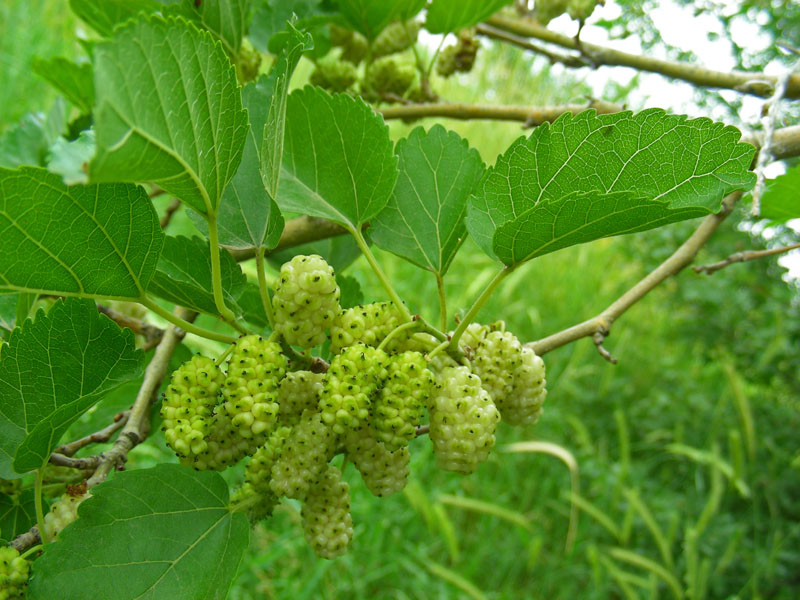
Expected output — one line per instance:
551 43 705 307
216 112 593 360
363 57 416 102
0 479 20 499
436 30 479 77
230 481 277 524
372 351 432 451
471 327 523 404
329 302 406 354
0 546 29 599
301 465 353 559
161 355 224 461
219 335 287 445
319 344 389 434
329 24 368 65
503 347 547 426
429 366 500 474
345 429 410 497
309 59 358 92
43 490 89 540
270 410 336 500
278 370 325 427
536 0 569 25
274 255 341 349
245 425 292 496
190 414 253 471
372 20 421 58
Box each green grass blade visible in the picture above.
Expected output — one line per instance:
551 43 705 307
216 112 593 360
609 547 684 600
623 488 673 569
438 494 533 532
425 561 488 600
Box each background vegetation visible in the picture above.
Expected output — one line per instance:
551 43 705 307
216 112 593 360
2 1 798 598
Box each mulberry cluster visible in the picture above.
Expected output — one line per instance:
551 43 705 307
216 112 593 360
309 59 358 92
329 301 406 354
43 490 89 540
0 546 29 599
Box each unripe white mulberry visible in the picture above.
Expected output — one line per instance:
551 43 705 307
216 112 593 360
245 426 292 496
274 255 341 349
345 429 410 497
278 371 324 427
0 479 20 499
43 490 90 540
0 546 29 599
372 20 420 58
471 328 523 403
329 302 406 354
429 366 500 474
503 347 547 426
301 466 353 559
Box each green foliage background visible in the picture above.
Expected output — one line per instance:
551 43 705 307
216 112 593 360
1 1 798 598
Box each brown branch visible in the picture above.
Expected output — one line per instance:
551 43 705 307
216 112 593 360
10 528 40 553
97 304 164 348
484 14 800 98
693 242 800 275
475 23 590 67
159 198 182 230
226 216 350 262
54 410 130 457
49 453 101 470
529 192 742 356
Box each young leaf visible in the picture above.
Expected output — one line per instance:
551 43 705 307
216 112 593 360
425 0 513 34
0 489 37 544
32 57 95 114
147 236 247 316
372 125 485 276
0 299 144 477
0 101 67 169
759 163 800 222
68 0 163 37
468 109 756 263
492 190 710 265
180 0 251 54
47 129 95 185
0 167 164 300
279 86 397 231
91 16 249 217
28 465 250 600
337 0 419 39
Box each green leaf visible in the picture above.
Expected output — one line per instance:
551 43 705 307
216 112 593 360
179 0 251 54
32 57 95 114
0 101 67 169
147 236 247 316
0 489 37 544
279 86 397 231
0 294 18 332
249 0 329 55
68 0 163 37
337 273 364 309
261 25 313 200
0 167 164 299
337 0 416 39
233 283 272 330
90 16 249 217
0 299 144 477
28 465 250 600
372 125 485 276
468 109 756 263
47 129 96 185
493 190 709 265
760 163 800 222
425 0 513 33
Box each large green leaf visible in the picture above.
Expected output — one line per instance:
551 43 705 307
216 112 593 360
147 236 247 316
0 101 67 169
337 0 418 39
68 0 164 36
180 0 251 54
91 16 248 217
279 86 397 231
28 465 250 600
425 0 513 33
0 167 164 300
372 125 485 276
32 57 95 115
0 489 37 544
0 299 144 477
467 109 756 264
760 163 800 222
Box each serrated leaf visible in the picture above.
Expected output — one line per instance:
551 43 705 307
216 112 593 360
47 129 96 185
372 125 484 276
337 0 416 39
468 109 756 263
425 0 513 33
147 236 247 316
0 101 67 169
0 299 144 477
0 489 37 544
279 87 397 231
0 167 164 299
760 163 800 222
249 0 328 55
90 16 248 217
266 233 362 273
32 57 95 114
28 465 249 600
68 0 164 36
180 0 251 54
493 190 710 265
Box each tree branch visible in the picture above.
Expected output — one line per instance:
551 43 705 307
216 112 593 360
226 216 350 262
484 14 800 98
528 192 742 356
693 242 800 275
53 410 130 457
475 23 590 67
97 304 164 349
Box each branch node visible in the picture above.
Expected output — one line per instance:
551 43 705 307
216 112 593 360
593 331 617 364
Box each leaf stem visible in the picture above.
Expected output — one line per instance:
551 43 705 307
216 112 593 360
377 320 419 351
426 339 451 362
215 343 235 366
35 468 49 545
350 227 412 322
207 216 238 324
449 266 513 350
255 247 276 329
435 272 447 331
19 544 42 560
140 297 238 344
